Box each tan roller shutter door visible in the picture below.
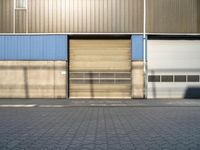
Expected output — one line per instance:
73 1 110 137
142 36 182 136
70 39 131 99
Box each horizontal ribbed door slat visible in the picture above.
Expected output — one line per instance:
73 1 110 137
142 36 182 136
69 39 131 99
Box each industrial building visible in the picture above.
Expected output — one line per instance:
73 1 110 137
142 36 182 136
0 0 200 99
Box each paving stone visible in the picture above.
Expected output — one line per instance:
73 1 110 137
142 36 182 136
0 106 200 149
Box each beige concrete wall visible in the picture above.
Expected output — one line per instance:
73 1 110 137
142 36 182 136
0 61 67 98
132 61 144 99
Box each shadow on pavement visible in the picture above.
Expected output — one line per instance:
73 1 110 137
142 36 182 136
184 87 200 99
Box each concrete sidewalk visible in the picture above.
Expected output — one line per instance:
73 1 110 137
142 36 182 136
0 99 200 107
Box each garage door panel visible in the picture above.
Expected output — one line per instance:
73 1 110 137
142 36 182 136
70 39 131 99
70 62 131 71
148 40 200 69
70 50 130 55
70 91 130 99
70 40 130 45
70 56 130 61
70 84 131 90
148 40 200 99
148 84 200 99
71 47 130 51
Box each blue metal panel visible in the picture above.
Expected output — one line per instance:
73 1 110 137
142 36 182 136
30 36 43 59
0 35 68 60
0 36 4 59
19 36 31 59
131 35 144 61
46 36 56 60
55 35 68 60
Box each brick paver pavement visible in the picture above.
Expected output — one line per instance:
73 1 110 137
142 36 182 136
0 107 200 150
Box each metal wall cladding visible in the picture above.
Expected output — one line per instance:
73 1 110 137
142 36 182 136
147 0 198 33
0 0 200 33
131 35 144 61
0 0 143 33
15 10 27 33
198 0 200 32
0 0 14 33
0 35 68 60
28 0 143 33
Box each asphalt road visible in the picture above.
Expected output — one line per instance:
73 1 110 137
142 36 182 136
0 106 200 150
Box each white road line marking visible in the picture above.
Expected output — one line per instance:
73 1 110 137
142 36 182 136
0 105 37 108
38 105 66 108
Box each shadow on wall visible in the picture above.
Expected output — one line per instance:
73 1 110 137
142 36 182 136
0 66 30 98
184 87 200 99
89 72 94 98
151 70 157 99
0 64 67 98
23 67 29 98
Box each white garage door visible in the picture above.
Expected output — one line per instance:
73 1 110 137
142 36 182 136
148 40 200 99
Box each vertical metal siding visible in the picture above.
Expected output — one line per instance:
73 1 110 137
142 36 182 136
0 0 199 33
0 35 68 60
27 0 143 33
147 0 198 33
198 0 200 32
0 0 13 33
0 36 4 58
131 35 144 61
30 36 43 59
0 0 2 33
15 10 27 33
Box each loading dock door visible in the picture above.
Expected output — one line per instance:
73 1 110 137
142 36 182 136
69 39 131 99
148 40 200 99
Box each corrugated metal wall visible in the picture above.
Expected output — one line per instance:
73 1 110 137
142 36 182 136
0 0 199 33
147 0 198 33
198 0 200 32
0 0 1 33
131 35 144 61
0 0 13 33
0 35 68 60
28 0 143 33
15 10 26 33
